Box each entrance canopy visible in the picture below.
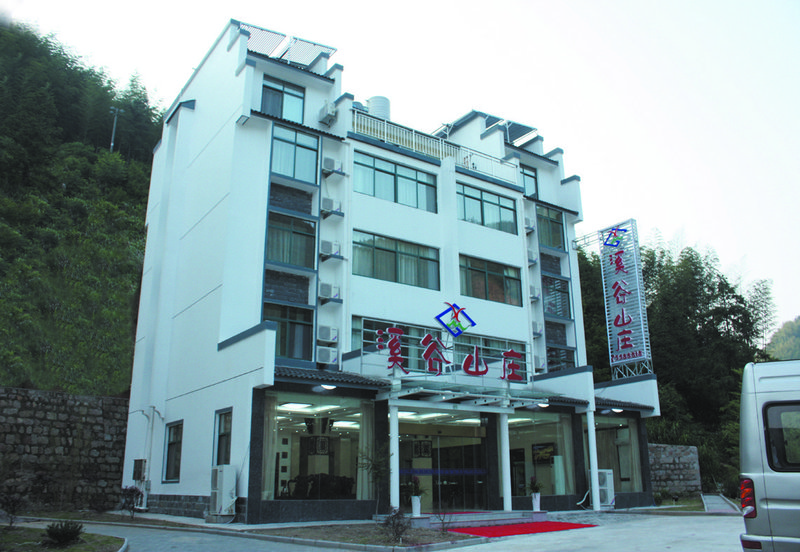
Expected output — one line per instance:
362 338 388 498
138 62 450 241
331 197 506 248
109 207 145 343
377 379 553 414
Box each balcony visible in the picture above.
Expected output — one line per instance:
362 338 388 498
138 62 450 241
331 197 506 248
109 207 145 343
352 110 517 184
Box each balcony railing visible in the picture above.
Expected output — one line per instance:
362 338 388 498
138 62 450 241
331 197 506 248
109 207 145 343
352 110 517 184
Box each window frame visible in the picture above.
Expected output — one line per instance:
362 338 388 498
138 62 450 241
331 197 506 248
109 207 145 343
536 205 565 250
522 166 538 197
214 409 232 466
764 402 800 472
546 346 576 373
353 151 437 213
542 275 572 318
262 303 315 361
457 182 518 234
266 211 317 269
352 230 440 290
459 255 522 306
271 126 319 185
262 77 305 123
163 421 183 482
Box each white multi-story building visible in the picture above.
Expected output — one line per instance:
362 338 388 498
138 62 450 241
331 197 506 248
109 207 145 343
123 19 660 523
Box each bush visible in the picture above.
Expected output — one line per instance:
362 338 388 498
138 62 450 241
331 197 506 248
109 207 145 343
382 508 411 544
120 485 143 519
44 520 84 546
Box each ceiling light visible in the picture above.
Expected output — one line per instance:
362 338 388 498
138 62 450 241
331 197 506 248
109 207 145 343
612 408 624 413
279 403 312 410
321 385 337 390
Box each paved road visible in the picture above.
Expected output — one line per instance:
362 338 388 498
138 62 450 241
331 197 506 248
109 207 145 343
457 513 745 552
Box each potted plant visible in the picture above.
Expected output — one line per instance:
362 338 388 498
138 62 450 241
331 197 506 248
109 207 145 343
410 476 426 517
528 476 541 511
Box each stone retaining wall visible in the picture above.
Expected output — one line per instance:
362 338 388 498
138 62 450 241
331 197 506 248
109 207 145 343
648 443 702 496
0 387 129 511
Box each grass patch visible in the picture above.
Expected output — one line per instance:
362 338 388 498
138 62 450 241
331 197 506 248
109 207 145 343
254 523 476 547
1 526 123 552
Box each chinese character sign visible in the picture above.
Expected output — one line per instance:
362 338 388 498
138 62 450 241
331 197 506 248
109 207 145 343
598 220 651 367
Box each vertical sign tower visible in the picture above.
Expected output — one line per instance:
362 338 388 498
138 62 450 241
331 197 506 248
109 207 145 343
598 219 653 379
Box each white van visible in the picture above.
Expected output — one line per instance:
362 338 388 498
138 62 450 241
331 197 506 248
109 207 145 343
739 360 800 551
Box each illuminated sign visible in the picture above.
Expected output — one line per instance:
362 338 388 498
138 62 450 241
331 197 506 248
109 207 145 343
598 220 651 368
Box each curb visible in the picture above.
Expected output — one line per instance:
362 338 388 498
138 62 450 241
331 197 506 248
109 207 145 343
19 516 489 552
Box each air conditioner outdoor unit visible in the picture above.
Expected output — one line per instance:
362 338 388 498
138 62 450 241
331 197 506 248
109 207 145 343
532 322 542 336
530 286 541 301
527 249 538 264
318 102 337 126
317 346 339 365
320 240 341 256
132 459 146 481
597 469 615 508
319 282 340 299
322 157 336 172
321 196 341 213
317 325 339 343
209 465 237 516
525 218 535 232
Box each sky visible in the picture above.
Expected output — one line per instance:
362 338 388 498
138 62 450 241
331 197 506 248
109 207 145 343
5 0 800 332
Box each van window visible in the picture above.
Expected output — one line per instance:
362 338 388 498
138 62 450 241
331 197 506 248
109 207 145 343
764 402 800 472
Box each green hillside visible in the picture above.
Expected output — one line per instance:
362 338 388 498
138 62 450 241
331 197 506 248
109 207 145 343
0 23 161 396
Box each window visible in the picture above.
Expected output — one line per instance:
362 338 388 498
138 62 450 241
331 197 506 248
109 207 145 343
263 304 314 360
542 276 571 318
546 347 575 372
457 183 517 234
353 152 437 212
765 402 800 471
262 77 304 123
164 421 183 482
522 166 538 197
459 255 522 306
454 334 528 381
215 410 232 466
537 205 565 250
353 230 439 290
271 126 318 184
266 212 316 268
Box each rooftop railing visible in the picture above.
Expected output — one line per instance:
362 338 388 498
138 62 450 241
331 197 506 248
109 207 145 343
352 110 518 184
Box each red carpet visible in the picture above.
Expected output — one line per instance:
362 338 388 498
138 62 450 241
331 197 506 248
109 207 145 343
449 520 596 537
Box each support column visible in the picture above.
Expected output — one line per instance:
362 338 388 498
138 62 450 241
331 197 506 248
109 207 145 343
389 404 400 511
499 413 512 512
586 409 601 511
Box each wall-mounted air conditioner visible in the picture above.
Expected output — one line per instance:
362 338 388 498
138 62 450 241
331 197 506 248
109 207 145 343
532 322 542 336
527 249 538 264
320 240 341 256
210 465 237 516
529 286 541 301
317 346 339 365
318 102 337 126
321 196 342 213
317 325 339 343
525 218 535 233
319 282 340 299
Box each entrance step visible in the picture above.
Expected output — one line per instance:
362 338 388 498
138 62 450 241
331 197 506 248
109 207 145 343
426 510 547 529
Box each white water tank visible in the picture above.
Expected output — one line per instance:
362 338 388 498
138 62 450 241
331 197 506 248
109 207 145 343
367 96 391 120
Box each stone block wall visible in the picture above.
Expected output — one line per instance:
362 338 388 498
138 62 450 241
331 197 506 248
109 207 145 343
0 387 129 511
648 443 702 496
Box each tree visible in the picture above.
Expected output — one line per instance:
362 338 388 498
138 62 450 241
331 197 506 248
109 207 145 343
748 279 777 351
768 317 800 360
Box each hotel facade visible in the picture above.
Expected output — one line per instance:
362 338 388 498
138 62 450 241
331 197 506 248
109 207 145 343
122 20 661 523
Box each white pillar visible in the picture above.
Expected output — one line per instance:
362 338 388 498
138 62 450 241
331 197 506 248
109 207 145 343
586 409 601 511
499 413 512 511
389 404 400 511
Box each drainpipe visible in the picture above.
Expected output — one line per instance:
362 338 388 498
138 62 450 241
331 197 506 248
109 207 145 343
586 409 601 511
389 404 400 511
499 413 512 511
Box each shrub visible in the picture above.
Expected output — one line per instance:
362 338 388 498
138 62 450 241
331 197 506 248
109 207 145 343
120 485 144 519
382 508 411 544
44 520 84 546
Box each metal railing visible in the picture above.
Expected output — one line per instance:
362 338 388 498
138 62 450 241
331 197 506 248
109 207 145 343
352 110 517 183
